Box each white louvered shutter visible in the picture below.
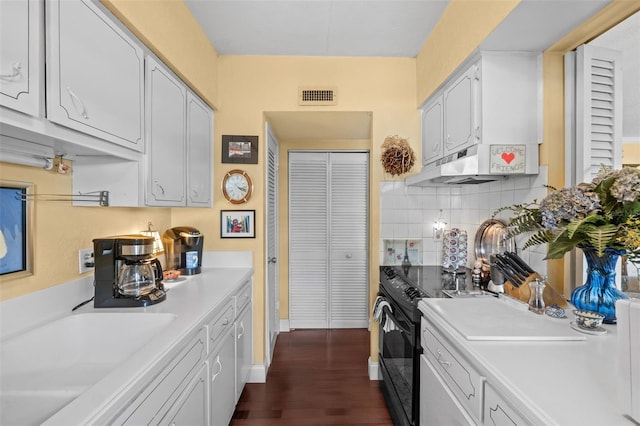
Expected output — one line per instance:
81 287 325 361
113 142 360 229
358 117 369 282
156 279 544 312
329 153 369 328
575 44 623 182
289 152 369 329
289 152 329 328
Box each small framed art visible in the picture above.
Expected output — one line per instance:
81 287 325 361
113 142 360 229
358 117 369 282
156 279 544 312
221 210 256 238
222 135 258 164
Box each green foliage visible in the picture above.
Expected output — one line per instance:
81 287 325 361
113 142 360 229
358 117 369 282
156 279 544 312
494 167 640 262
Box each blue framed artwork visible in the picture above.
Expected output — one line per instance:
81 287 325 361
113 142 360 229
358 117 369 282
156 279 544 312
0 181 33 277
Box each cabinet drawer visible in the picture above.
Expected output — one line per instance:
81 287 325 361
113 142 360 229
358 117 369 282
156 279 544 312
484 382 532 426
235 281 252 316
117 328 207 425
207 299 234 353
421 318 482 422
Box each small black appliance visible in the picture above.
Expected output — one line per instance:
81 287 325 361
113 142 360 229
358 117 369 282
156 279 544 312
162 226 203 275
93 235 166 308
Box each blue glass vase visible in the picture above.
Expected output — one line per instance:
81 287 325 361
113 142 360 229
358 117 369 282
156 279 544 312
570 247 629 324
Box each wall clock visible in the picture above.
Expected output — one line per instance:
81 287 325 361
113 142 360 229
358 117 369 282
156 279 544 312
222 169 253 204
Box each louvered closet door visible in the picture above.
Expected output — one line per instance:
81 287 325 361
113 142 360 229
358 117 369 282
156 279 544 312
329 153 369 328
575 44 622 182
289 152 329 328
289 152 369 329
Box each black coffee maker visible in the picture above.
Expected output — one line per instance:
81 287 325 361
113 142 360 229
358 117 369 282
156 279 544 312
162 226 203 275
93 235 166 308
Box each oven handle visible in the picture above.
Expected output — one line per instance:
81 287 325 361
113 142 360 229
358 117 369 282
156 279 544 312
381 305 412 335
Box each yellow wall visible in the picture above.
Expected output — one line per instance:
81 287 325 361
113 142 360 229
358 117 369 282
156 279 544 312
174 55 419 364
100 0 220 109
623 142 640 165
415 0 519 105
0 163 172 300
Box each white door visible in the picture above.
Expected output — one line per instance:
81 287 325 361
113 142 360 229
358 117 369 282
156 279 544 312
265 123 279 365
443 64 476 156
186 92 213 206
46 0 144 151
289 151 369 329
145 56 186 206
0 0 42 117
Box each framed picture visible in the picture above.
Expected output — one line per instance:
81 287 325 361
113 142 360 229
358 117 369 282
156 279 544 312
0 180 34 278
221 210 255 238
222 135 258 164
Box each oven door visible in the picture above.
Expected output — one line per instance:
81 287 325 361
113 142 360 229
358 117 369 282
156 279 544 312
378 296 418 426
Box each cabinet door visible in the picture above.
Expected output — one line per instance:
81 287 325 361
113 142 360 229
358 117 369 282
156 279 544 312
0 0 42 116
186 92 213 207
46 0 144 151
210 328 236 426
160 364 209 426
422 95 443 165
145 56 186 206
420 354 475 426
235 305 252 402
444 64 477 156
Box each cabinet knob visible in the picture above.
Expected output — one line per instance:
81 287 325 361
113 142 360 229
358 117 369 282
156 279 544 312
268 257 277 264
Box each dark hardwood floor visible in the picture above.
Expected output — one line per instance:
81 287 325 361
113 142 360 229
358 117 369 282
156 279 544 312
231 329 393 426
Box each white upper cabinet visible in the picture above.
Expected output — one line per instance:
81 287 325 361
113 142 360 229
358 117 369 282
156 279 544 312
0 0 43 117
421 51 541 166
187 92 213 207
421 95 443 166
145 56 187 206
46 0 144 152
145 57 213 207
443 65 476 157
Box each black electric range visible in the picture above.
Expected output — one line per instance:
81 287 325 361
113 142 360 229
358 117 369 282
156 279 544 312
379 265 470 318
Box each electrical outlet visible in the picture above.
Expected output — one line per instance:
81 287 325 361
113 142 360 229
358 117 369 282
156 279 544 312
79 248 94 274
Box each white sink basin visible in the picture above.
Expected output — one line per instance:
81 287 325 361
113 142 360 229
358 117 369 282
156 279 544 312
0 312 176 425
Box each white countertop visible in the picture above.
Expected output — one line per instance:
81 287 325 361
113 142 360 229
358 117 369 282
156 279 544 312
419 297 633 426
1 266 253 426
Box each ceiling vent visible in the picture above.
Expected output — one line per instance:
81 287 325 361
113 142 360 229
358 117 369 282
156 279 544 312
298 87 337 106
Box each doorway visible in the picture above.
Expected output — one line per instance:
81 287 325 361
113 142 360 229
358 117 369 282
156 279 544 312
288 151 370 329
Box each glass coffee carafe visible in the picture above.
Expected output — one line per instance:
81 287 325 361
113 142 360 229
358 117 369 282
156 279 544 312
117 258 162 297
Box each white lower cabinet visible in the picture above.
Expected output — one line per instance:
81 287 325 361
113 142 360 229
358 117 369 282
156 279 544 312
420 316 539 426
109 282 252 425
160 363 209 426
483 382 531 426
235 304 252 402
114 328 208 425
420 354 475 426
209 327 236 426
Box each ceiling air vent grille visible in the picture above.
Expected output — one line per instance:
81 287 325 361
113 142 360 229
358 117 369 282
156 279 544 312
298 87 337 106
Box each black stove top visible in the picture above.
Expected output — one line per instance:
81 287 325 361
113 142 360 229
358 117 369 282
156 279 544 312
380 265 470 317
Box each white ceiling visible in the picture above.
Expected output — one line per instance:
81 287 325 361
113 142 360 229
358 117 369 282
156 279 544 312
184 0 450 57
183 0 632 141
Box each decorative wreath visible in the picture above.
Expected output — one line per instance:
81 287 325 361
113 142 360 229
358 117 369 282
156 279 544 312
380 135 415 176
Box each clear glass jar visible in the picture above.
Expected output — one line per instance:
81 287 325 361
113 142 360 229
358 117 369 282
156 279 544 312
528 278 546 314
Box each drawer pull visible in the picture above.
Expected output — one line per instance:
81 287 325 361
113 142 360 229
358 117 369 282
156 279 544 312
222 318 230 326
211 356 222 382
436 349 451 368
237 322 245 339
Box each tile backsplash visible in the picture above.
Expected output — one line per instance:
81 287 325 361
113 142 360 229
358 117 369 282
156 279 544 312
380 166 549 275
